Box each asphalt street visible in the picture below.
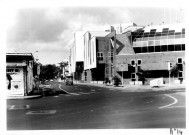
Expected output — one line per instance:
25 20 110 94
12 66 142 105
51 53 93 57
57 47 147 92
7 82 186 130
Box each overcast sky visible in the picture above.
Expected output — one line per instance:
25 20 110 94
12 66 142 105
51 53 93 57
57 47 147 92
6 1 185 65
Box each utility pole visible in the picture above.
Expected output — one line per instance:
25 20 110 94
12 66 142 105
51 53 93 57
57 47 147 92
37 64 40 92
121 64 123 86
167 62 172 87
113 28 116 78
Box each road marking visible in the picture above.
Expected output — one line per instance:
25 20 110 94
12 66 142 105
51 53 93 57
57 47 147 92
166 106 185 108
59 84 69 94
158 94 178 109
69 93 80 95
78 92 91 95
26 110 56 115
91 90 95 92
8 105 30 110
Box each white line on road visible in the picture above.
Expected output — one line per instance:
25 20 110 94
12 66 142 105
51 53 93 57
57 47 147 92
59 84 69 94
26 110 56 115
158 94 178 109
78 92 92 95
8 105 30 110
69 93 80 95
166 106 185 108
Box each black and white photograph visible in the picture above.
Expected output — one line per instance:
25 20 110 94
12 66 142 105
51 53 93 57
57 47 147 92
1 0 188 135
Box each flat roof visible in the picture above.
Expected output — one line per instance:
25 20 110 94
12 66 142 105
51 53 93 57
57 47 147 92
6 53 33 56
6 53 34 60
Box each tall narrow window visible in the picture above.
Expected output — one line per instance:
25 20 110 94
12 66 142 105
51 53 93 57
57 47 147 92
131 60 135 66
108 52 113 57
137 59 142 71
131 73 136 81
177 58 183 64
97 52 103 61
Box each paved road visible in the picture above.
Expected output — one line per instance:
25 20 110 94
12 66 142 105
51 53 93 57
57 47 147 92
7 82 185 130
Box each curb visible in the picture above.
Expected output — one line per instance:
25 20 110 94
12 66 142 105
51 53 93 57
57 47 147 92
75 82 185 92
7 95 42 100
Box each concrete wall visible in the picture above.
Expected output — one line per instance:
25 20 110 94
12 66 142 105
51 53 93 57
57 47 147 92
116 51 185 84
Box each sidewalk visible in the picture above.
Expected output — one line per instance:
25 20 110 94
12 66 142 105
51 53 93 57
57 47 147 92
7 89 42 100
75 82 186 92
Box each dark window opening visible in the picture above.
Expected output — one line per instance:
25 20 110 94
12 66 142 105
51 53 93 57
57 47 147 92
179 71 183 78
175 44 182 51
148 46 154 52
138 59 142 65
175 32 181 35
131 60 135 66
142 47 148 53
155 32 162 36
134 47 142 53
155 46 161 52
163 28 169 31
178 64 183 71
138 66 141 71
168 45 174 51
178 58 182 64
161 45 168 52
182 44 185 50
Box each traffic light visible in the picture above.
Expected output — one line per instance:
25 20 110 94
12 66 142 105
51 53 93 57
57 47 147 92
178 64 183 71
168 62 172 70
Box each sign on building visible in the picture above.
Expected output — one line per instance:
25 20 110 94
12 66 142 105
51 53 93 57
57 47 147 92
150 78 164 87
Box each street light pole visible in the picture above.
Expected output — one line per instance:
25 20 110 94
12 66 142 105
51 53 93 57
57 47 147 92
121 64 123 86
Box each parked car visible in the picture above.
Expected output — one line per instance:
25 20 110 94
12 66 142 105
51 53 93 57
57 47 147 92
42 83 55 95
65 75 73 85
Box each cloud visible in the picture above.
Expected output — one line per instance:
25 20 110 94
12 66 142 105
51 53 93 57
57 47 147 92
6 7 133 64
7 8 69 43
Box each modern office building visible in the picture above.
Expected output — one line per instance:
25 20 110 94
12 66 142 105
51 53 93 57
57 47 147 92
116 23 185 84
69 23 185 85
83 31 111 83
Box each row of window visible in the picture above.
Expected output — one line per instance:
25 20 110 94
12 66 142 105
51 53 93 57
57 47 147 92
134 34 185 42
130 57 184 80
133 38 185 47
97 52 113 61
134 44 185 53
131 71 183 80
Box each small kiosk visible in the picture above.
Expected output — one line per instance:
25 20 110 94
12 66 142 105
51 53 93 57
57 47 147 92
6 53 34 96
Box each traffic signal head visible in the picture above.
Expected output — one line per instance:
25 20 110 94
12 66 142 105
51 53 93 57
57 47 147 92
170 63 172 68
168 62 172 70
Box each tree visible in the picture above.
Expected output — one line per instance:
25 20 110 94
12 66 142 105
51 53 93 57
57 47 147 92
170 64 179 77
136 68 147 85
39 64 60 81
112 75 121 86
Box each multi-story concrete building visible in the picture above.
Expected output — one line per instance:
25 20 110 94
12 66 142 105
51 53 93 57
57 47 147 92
6 53 34 96
116 23 185 85
68 32 85 81
69 23 185 85
83 31 110 83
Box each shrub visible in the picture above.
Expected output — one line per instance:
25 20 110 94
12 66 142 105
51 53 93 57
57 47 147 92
112 76 121 86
